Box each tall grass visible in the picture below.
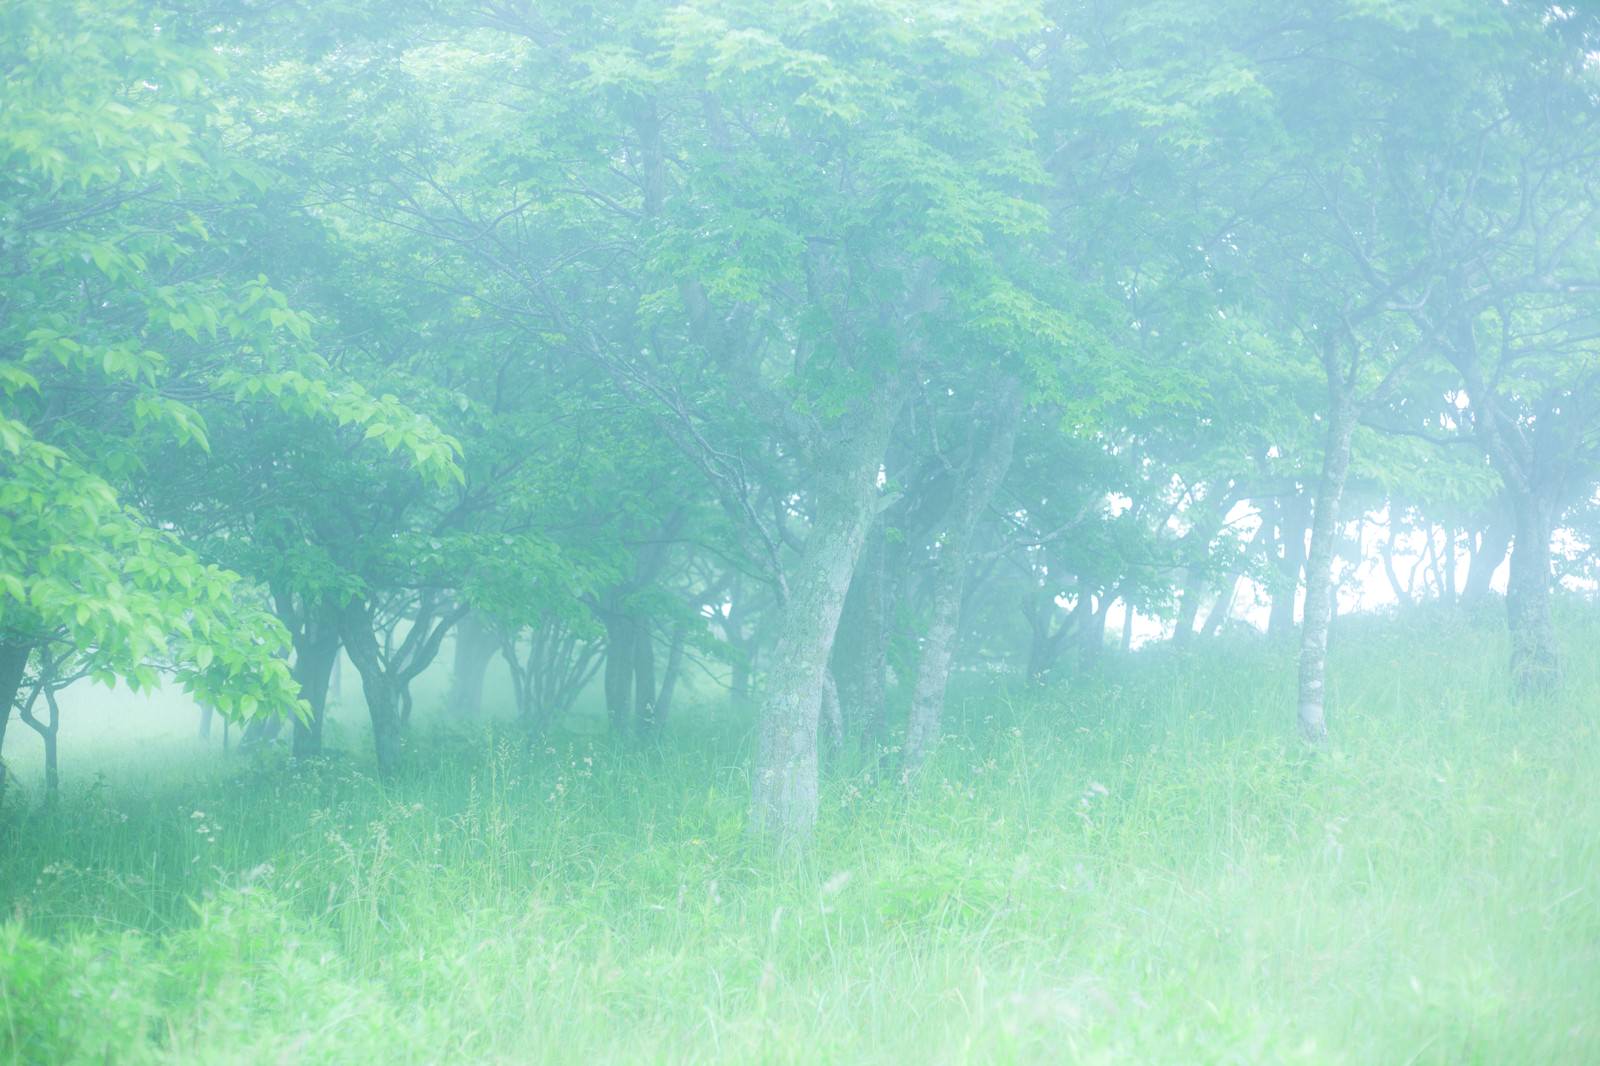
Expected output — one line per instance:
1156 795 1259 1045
2 608 1597 1063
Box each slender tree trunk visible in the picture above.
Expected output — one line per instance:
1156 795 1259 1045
1381 525 1412 606
654 620 689 724
15 671 63 801
446 612 497 717
904 386 1022 773
35 691 59 801
1269 495 1310 639
752 398 898 849
1441 525 1458 603
1505 493 1560 696
1297 396 1357 742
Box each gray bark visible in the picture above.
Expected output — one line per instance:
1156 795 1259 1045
1297 395 1358 742
752 395 899 849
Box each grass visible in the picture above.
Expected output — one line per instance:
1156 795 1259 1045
2 607 1598 1064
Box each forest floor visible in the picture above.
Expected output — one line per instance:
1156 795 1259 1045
2 609 1598 1064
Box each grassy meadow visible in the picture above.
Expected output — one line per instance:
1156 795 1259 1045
2 609 1598 1064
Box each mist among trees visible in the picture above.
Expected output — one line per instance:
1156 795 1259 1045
3 2 1600 1062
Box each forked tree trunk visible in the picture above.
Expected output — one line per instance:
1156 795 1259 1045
340 601 408 778
904 385 1021 773
290 602 342 759
1505 494 1560 696
19 686 60 801
752 397 898 849
1297 396 1357 742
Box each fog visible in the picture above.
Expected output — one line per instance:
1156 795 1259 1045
3 2 1600 1062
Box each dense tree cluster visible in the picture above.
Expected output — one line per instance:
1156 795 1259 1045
3 0 1598 846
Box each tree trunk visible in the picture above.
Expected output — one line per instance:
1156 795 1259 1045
1463 510 1512 604
752 397 898 849
367 676 402 777
602 613 635 731
446 612 497 717
1201 580 1237 637
41 714 58 799
0 642 31 805
1505 494 1560 696
820 668 844 754
15 672 62 801
1297 396 1357 742
633 615 657 733
340 601 403 777
833 523 889 749
1381 524 1412 606
904 386 1022 774
290 603 342 759
1441 525 1458 603
654 620 689 724
1269 495 1310 639
1172 566 1205 648
1079 595 1110 668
